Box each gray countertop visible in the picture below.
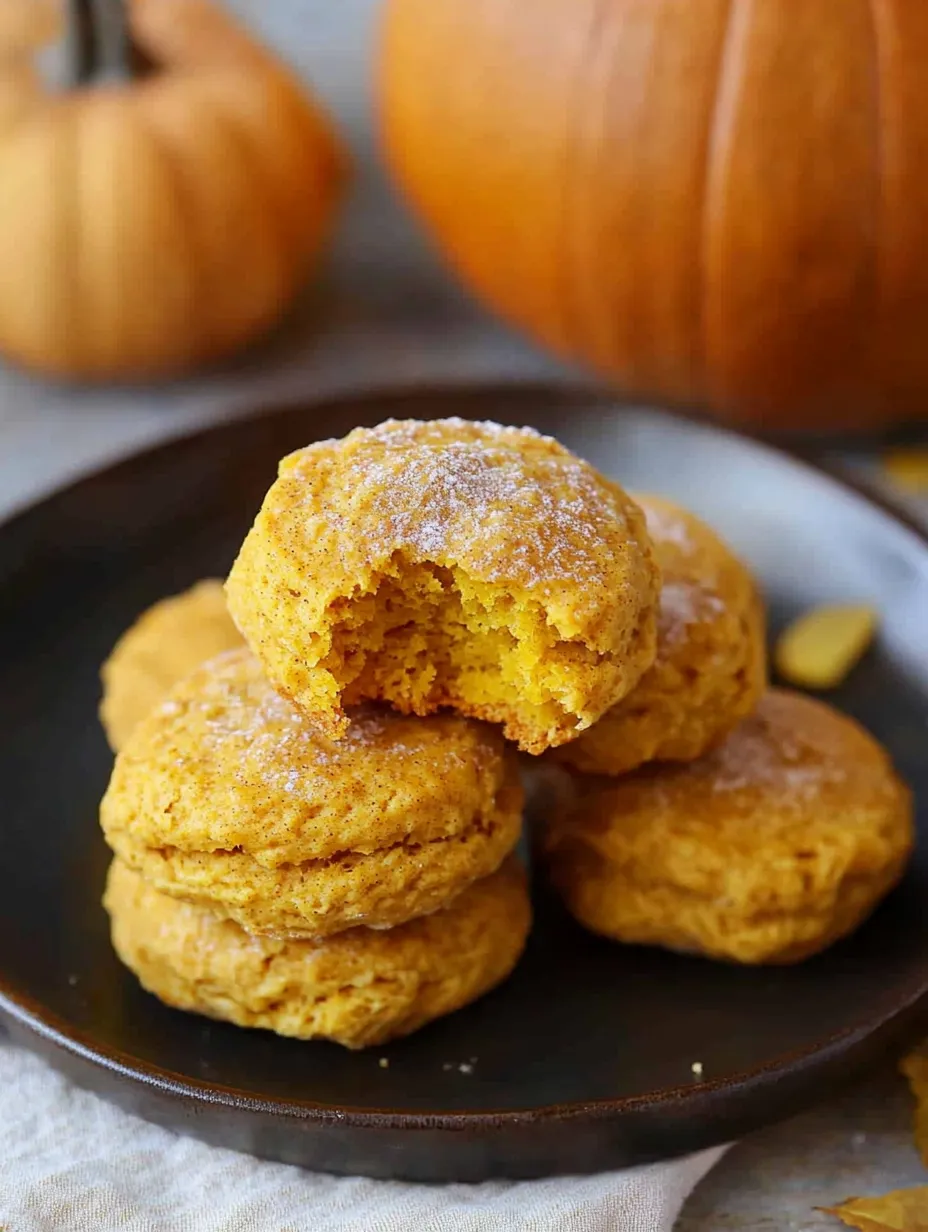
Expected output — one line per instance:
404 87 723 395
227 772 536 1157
2 2 925 1225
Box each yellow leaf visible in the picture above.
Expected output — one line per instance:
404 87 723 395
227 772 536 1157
901 1042 928 1167
820 1188 928 1231
775 604 878 690
882 448 928 496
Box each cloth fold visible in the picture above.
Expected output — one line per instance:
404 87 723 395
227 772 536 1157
1 1045 726 1231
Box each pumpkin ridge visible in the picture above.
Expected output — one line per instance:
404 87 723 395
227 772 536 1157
202 74 316 262
557 0 613 360
80 98 203 372
616 0 666 387
201 85 294 289
865 0 888 413
59 104 85 372
130 101 209 356
699 0 748 409
140 81 287 358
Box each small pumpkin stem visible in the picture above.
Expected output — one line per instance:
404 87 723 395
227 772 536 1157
90 0 133 80
64 0 135 86
64 0 96 84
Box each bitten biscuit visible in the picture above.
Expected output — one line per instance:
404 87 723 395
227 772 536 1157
105 857 531 1049
101 648 523 938
543 690 913 964
225 418 660 753
554 496 766 775
100 579 242 750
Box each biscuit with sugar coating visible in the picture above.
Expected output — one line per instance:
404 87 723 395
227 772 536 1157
105 857 530 1049
554 496 766 775
100 579 242 751
100 647 523 937
543 690 913 964
225 418 660 754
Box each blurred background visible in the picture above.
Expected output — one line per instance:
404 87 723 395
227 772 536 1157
2 0 927 521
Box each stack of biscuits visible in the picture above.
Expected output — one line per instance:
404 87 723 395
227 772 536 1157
98 418 914 1050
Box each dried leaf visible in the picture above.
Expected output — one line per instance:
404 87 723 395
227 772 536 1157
775 604 878 690
901 1042 928 1167
819 1188 928 1231
882 448 928 496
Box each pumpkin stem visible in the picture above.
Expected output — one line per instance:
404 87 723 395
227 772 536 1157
64 0 137 86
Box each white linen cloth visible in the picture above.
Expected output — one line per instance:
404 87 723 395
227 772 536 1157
0 1045 726 1232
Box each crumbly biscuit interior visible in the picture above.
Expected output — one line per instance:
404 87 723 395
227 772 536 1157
311 556 634 751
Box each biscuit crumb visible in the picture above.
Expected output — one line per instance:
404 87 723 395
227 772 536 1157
691 1061 703 1077
378 1057 390 1069
458 1062 474 1075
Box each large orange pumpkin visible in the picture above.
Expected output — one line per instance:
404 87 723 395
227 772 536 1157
380 0 928 430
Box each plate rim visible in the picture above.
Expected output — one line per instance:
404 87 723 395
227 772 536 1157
2 379 927 1136
2 960 927 1129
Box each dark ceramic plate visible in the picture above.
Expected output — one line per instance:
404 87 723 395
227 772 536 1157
2 386 927 1182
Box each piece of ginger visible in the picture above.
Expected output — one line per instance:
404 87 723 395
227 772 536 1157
882 447 928 496
775 604 878 690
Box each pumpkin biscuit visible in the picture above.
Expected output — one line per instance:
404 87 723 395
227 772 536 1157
105 857 531 1049
553 496 766 776
100 647 523 938
543 690 913 964
100 579 243 751
225 418 660 754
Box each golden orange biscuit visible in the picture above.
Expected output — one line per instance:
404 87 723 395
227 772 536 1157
225 418 660 754
543 690 913 964
553 496 766 775
100 579 242 751
101 647 523 938
105 857 531 1049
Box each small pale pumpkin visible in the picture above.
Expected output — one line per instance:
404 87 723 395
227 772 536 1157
380 0 928 431
0 0 347 380
0 0 57 130
0 0 58 54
